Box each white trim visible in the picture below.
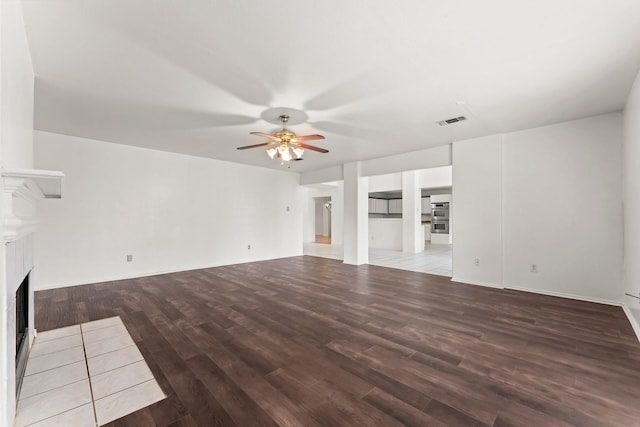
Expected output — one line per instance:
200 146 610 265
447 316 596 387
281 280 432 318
505 285 621 306
446 276 640 342
2 215 39 243
2 168 65 243
451 277 504 289
622 303 640 343
2 168 65 198
33 253 304 291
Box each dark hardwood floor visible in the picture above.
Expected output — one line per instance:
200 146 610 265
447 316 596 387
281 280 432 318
35 256 640 426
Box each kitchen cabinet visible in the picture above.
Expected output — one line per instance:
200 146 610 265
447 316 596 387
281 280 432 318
375 198 388 214
368 198 389 214
421 197 431 215
424 224 431 241
430 194 451 204
388 199 402 214
431 232 451 244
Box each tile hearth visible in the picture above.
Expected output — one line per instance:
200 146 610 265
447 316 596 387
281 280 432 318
15 317 165 426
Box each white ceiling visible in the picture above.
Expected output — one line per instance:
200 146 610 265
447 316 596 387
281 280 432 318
23 0 640 173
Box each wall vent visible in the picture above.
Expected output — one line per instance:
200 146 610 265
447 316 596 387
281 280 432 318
437 116 467 126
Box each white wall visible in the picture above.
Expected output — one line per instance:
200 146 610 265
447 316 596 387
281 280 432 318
364 167 452 194
452 136 503 287
623 69 640 334
300 165 343 186
343 162 368 265
503 113 622 302
312 196 330 236
402 171 422 253
300 145 452 185
417 166 452 189
368 173 401 192
33 131 303 289
0 1 35 424
314 198 324 235
453 113 624 304
0 4 34 170
369 219 402 250
361 145 451 177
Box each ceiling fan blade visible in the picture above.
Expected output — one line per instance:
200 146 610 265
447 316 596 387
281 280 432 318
237 142 273 150
291 134 325 142
250 132 281 141
300 143 329 153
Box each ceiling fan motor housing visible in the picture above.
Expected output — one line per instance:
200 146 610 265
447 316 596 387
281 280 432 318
274 129 297 144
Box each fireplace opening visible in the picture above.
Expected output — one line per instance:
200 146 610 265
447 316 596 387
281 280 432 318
15 273 30 395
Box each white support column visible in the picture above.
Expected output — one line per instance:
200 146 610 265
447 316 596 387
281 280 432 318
402 170 422 253
332 182 344 245
343 162 368 265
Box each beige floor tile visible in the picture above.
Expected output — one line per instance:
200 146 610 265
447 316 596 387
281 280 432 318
15 316 165 427
82 316 123 332
87 344 143 377
36 325 81 343
91 360 154 400
14 379 92 427
84 333 135 358
20 361 88 399
27 403 96 427
94 380 165 425
29 333 84 358
82 323 129 344
25 346 86 376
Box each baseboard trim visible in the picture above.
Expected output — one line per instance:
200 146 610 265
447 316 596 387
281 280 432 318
450 277 504 289
622 303 640 342
452 280 639 342
505 286 621 306
34 252 304 291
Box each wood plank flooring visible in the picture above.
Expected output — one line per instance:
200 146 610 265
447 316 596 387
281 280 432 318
314 235 331 244
35 256 640 426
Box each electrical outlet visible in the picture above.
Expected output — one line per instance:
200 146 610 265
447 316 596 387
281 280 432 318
530 264 537 273
126 254 133 262
474 258 480 266
247 245 251 250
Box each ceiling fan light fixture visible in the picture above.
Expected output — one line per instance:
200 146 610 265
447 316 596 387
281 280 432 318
281 148 293 162
266 147 277 159
293 147 304 158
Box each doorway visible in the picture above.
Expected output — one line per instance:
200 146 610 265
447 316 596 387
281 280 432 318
420 188 452 276
314 196 332 244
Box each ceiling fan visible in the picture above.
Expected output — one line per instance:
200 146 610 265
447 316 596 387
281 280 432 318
237 114 328 162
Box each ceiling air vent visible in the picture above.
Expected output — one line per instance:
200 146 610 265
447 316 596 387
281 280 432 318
437 116 467 126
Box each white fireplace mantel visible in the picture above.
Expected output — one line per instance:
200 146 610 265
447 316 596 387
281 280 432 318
2 168 65 243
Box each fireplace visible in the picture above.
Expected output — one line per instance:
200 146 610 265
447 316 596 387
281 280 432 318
6 234 35 403
15 273 30 394
1 168 64 425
